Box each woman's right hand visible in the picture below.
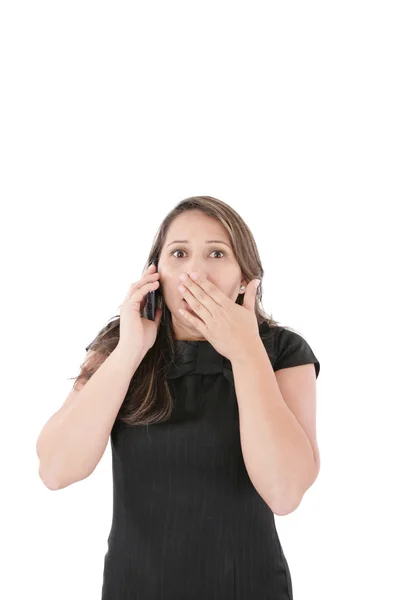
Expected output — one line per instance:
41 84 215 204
117 263 162 359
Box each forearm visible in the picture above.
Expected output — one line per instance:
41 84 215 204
37 346 144 490
231 338 317 515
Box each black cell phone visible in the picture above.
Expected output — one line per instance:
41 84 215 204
145 258 161 321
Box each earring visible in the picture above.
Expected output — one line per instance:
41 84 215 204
240 285 245 292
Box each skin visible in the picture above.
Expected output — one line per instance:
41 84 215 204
157 210 248 341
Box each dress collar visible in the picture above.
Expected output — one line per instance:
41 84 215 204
166 321 270 383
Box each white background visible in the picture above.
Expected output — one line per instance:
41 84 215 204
2 1 399 598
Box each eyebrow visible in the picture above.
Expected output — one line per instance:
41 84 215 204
167 239 231 248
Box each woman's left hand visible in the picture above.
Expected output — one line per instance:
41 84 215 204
177 272 261 361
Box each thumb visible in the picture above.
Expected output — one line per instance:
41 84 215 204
243 279 260 311
154 306 163 328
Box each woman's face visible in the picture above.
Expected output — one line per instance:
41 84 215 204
158 210 246 341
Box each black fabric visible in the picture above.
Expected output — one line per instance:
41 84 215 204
273 326 320 378
97 322 320 599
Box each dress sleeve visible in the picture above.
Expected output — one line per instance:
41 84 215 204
273 327 320 379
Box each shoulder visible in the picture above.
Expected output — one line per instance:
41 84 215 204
259 322 320 379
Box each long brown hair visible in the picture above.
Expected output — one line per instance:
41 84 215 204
70 196 283 426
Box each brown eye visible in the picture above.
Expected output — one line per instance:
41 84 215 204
171 249 225 259
171 249 185 258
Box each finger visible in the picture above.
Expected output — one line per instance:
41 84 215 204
178 304 206 336
131 279 159 301
154 306 163 327
181 274 226 309
179 283 212 320
125 278 159 303
125 272 159 300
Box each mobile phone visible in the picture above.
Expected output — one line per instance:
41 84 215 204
145 258 161 321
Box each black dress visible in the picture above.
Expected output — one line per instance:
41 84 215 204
87 321 320 600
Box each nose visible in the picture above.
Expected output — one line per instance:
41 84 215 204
179 266 203 279
177 269 203 288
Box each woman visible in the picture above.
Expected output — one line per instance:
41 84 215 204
37 195 321 600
